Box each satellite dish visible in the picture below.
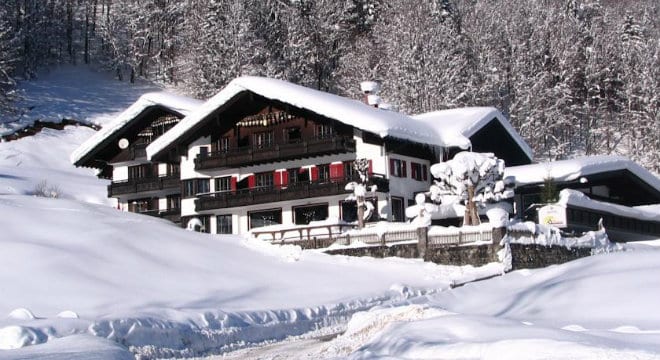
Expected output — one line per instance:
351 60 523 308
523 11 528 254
118 138 129 149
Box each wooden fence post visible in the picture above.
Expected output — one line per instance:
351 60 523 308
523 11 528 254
492 227 506 245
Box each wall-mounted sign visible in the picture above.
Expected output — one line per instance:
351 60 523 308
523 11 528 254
538 204 567 228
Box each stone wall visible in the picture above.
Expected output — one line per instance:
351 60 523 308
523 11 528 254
324 243 419 258
509 243 592 270
424 244 500 267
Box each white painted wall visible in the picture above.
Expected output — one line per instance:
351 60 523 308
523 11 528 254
112 165 129 182
181 136 212 180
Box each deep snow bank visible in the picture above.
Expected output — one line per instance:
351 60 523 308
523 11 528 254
0 195 495 357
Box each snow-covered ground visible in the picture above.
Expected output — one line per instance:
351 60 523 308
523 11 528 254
1 66 660 359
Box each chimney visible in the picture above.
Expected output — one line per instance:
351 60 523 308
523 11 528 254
360 81 381 107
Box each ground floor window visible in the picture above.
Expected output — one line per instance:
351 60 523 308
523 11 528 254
128 198 155 213
167 194 180 211
184 215 211 233
216 214 232 234
340 198 378 223
391 196 405 222
293 203 329 225
249 208 282 229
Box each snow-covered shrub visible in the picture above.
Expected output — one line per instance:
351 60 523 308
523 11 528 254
31 180 62 198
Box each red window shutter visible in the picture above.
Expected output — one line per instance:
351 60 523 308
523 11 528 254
282 170 289 185
389 158 395 175
402 161 407 177
411 162 418 179
230 176 237 191
311 166 319 181
248 175 256 188
368 160 373 175
330 163 343 180
423 165 428 181
274 170 282 187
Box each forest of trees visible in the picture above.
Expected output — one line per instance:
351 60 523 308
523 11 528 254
0 0 658 172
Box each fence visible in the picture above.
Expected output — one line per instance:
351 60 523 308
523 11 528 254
427 227 494 247
252 223 496 249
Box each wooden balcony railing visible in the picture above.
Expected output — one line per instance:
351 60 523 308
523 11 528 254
138 208 182 224
107 175 180 197
195 175 388 211
194 136 356 170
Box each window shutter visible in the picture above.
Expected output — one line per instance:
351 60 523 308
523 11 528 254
274 170 281 187
411 162 418 179
389 158 395 175
230 176 237 191
330 163 343 180
282 170 289 185
423 165 428 181
368 160 373 175
311 166 319 181
402 161 407 177
248 175 256 188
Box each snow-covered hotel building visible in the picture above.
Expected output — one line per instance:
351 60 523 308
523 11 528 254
141 77 531 234
72 76 660 239
71 93 203 224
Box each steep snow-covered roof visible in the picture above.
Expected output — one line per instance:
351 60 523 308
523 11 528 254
147 77 473 160
504 155 660 192
413 107 533 161
71 92 202 166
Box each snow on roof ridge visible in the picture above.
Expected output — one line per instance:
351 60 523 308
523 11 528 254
71 92 202 165
147 76 472 160
505 155 660 192
413 107 533 160
558 188 660 222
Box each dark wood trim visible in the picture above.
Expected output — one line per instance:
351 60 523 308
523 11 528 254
107 175 180 197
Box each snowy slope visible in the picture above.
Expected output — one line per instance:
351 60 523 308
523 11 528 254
0 195 493 358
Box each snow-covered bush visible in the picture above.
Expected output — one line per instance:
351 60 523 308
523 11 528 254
422 152 515 226
31 180 62 198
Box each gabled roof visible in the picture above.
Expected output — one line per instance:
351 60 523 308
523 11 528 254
71 92 203 167
147 77 475 160
412 107 534 161
504 155 660 191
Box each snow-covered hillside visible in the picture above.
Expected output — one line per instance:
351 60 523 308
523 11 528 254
1 66 660 359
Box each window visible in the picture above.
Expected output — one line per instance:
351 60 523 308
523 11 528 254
196 179 210 194
128 164 154 180
215 137 230 152
167 194 180 210
199 146 209 158
411 163 427 181
340 198 378 223
390 159 407 177
288 168 309 184
293 204 329 225
285 127 301 143
215 176 232 192
249 208 282 229
216 215 233 234
128 198 154 213
253 131 274 149
391 197 405 222
255 172 274 189
183 180 195 198
316 124 333 139
318 164 330 181
344 161 356 180
183 179 209 198
166 163 180 177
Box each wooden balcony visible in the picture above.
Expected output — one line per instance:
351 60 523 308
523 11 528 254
107 175 180 197
195 175 389 211
194 136 356 170
138 209 182 224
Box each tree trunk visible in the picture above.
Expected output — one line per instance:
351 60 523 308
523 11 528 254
463 185 480 226
357 195 364 229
